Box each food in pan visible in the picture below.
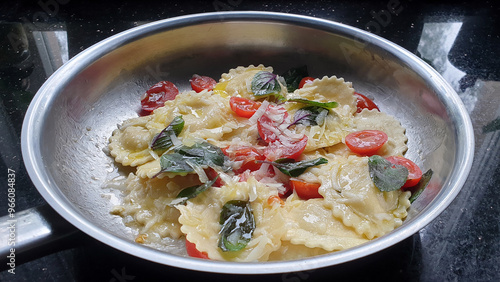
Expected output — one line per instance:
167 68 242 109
107 64 430 261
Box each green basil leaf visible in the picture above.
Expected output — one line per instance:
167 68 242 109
177 142 226 168
281 65 309 92
272 157 328 177
292 106 329 126
159 152 194 174
218 200 255 252
174 175 219 205
151 116 184 151
368 155 409 192
157 142 227 175
288 98 338 109
409 169 433 203
251 71 282 98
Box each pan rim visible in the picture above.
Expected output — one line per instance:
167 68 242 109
21 11 474 274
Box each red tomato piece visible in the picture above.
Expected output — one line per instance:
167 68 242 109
345 130 388 155
229 97 262 118
237 163 276 183
354 92 380 113
222 146 266 174
190 74 217 93
257 113 278 143
299 77 315 88
185 239 209 259
204 167 224 187
255 104 307 161
290 179 323 200
264 135 308 161
385 156 423 188
279 181 292 197
257 105 288 143
140 81 179 113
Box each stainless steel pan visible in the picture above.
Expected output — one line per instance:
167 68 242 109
9 11 474 274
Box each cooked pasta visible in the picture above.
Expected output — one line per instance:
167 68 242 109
106 65 421 262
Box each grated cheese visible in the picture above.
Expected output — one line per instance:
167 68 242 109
248 100 269 123
186 160 208 183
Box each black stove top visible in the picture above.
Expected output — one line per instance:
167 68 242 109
1 1 499 281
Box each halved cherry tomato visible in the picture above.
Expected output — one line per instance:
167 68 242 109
354 92 380 113
185 239 209 259
190 74 217 93
222 146 266 174
345 130 388 155
204 167 224 187
237 162 276 183
264 135 308 161
229 97 262 118
299 77 315 88
257 105 289 143
256 104 307 160
385 156 423 188
290 179 323 200
257 113 278 143
141 81 179 113
279 181 292 197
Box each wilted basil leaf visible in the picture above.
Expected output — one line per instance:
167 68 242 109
156 142 227 175
177 142 226 167
368 155 408 192
151 116 184 151
174 175 219 205
292 106 329 126
409 169 433 203
281 65 309 92
159 152 194 174
218 200 255 252
251 71 282 98
288 98 338 109
272 157 328 177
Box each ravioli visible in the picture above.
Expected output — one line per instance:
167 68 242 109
177 177 285 262
148 90 241 142
107 65 422 262
109 89 242 175
218 64 288 100
316 155 411 239
268 241 330 261
351 109 408 156
110 173 202 242
108 115 155 167
324 109 408 157
282 194 369 251
289 76 357 114
285 76 357 152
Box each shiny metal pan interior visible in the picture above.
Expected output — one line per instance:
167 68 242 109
21 11 474 274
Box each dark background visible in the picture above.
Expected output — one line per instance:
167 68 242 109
1 0 499 281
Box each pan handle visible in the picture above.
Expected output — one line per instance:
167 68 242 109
0 204 80 269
